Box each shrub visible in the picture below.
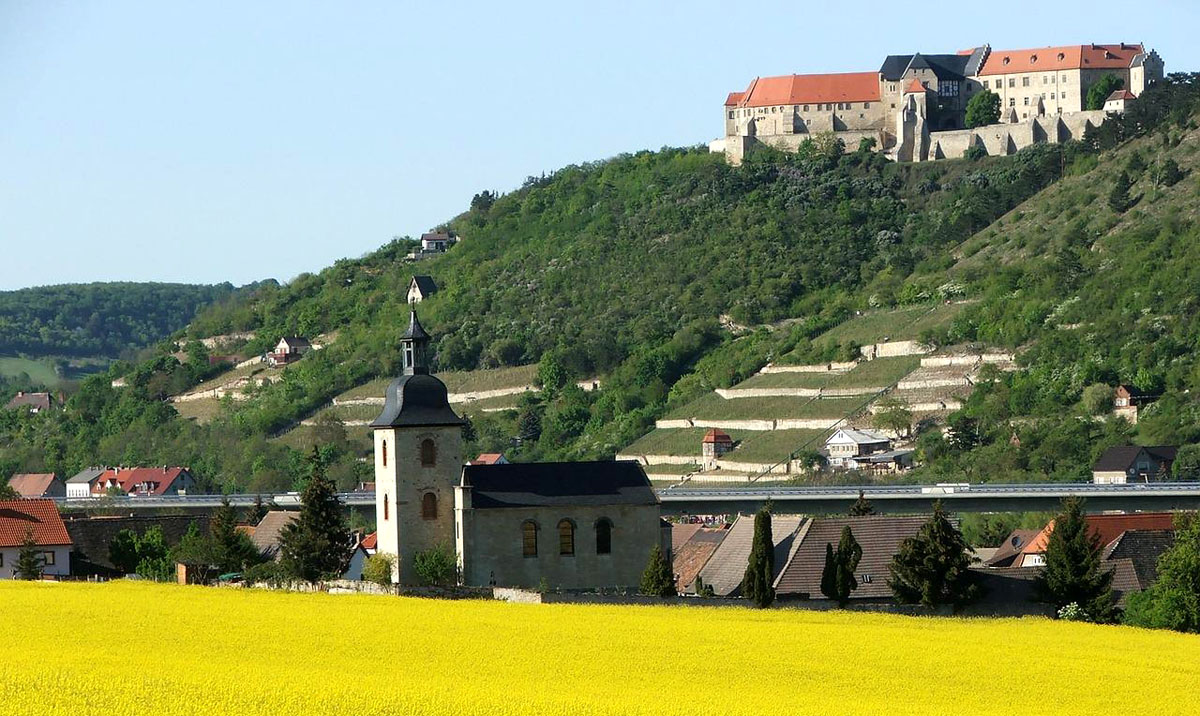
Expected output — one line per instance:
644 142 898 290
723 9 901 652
412 543 458 587
362 553 396 586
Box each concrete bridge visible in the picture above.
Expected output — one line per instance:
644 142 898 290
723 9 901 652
54 482 1200 516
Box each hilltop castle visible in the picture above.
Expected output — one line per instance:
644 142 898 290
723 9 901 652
713 43 1163 163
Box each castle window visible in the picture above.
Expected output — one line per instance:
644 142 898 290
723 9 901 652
1062 74 1068 83
1051 93 1056 100
420 439 437 467
558 520 575 556
382 440 388 467
1008 78 1015 88
422 492 437 520
863 102 869 109
1022 77 1030 87
1024 97 1030 106
802 104 808 112
522 521 538 557
595 519 612 555
384 494 389 521
728 111 733 119
1009 98 1016 107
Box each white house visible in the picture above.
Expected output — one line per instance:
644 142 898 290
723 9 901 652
65 467 105 499
0 499 72 579
407 275 439 304
824 429 892 468
419 232 456 253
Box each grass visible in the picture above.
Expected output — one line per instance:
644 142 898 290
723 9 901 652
664 393 870 421
731 429 831 462
174 397 226 424
808 302 969 349
824 356 920 388
179 361 272 398
3 581 1197 716
732 371 835 390
622 428 714 457
338 364 538 401
0 355 60 386
274 423 372 453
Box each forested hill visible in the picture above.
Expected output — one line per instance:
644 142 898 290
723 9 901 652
0 282 266 359
3 74 1199 492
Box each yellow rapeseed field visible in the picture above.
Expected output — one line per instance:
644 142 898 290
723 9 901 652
1 581 1197 715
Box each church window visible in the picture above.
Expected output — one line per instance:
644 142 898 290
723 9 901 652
382 440 388 467
420 439 437 467
595 519 612 555
558 520 575 556
522 521 538 557
384 494 389 521
422 492 437 520
404 345 414 370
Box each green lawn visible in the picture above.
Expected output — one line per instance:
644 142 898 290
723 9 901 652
338 364 538 401
641 463 701 475
623 428 718 457
0 356 61 386
824 356 920 388
174 397 226 424
664 393 870 421
807 302 969 349
730 429 831 463
731 371 834 390
275 424 372 453
453 393 528 413
179 361 272 398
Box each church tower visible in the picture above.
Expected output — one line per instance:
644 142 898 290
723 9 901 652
370 310 465 584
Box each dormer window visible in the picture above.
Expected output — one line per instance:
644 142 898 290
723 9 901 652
1030 54 1038 64
1003 57 1011 65
1057 52 1066 61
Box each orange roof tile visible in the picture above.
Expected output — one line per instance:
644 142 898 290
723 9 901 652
735 72 880 108
978 43 1144 76
1108 89 1137 101
0 499 72 548
904 78 926 94
1021 512 1175 556
362 532 377 550
724 92 744 107
702 428 733 445
6 473 59 498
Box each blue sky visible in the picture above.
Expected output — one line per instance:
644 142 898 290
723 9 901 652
2 1 1197 291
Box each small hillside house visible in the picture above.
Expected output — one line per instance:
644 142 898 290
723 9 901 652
1092 445 1177 484
1104 89 1138 113
824 429 892 469
407 275 439 304
3 392 54 413
267 336 312 367
420 232 456 253
6 473 66 498
1113 384 1154 424
701 428 734 469
0 499 72 579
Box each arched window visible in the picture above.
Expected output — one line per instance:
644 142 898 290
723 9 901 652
558 519 575 556
383 494 389 521
422 492 437 520
595 518 612 555
420 438 437 467
522 521 538 557
382 439 388 467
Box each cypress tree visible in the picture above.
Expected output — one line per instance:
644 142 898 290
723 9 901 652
15 529 43 580
639 545 676 598
742 507 775 608
849 491 875 516
211 496 260 574
279 448 352 582
888 501 980 610
1108 171 1133 213
248 493 268 525
822 525 863 606
1035 496 1117 622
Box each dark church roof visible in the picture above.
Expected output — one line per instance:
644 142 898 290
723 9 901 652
410 275 438 297
370 374 464 429
462 461 658 509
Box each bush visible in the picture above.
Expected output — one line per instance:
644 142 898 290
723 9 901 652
412 543 458 587
362 553 396 586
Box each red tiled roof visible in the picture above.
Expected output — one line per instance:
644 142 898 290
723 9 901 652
0 499 72 548
1107 89 1137 101
4 392 52 412
735 72 881 108
1021 512 1176 557
7 473 59 498
701 429 732 445
362 532 377 550
724 91 744 107
91 467 191 496
978 43 1144 76
904 77 926 94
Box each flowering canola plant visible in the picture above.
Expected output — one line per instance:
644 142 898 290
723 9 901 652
1 581 1197 715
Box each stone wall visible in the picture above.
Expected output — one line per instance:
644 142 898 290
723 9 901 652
859 340 931 360
716 386 882 399
760 361 857 374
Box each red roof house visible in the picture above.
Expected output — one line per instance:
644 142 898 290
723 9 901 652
0 499 72 578
89 467 196 497
1016 512 1176 567
6 473 66 498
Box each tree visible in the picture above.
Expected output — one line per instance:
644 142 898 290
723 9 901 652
888 501 980 609
1172 444 1200 480
1108 171 1133 213
1086 73 1124 110
1081 384 1114 415
362 553 396 587
1123 513 1200 632
639 544 676 597
1034 496 1116 622
0 479 17 500
278 449 351 583
134 526 173 581
871 397 913 437
412 543 458 587
849 490 875 516
171 522 220 584
965 90 1001 128
1158 158 1184 187
821 526 863 606
742 507 775 608
109 529 142 574
211 496 261 574
15 529 43 580
248 494 269 525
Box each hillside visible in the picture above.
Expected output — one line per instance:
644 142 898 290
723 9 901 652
2 74 1198 493
0 281 264 395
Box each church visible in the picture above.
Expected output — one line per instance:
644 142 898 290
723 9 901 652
370 311 667 589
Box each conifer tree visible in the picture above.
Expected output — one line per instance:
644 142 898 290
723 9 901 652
15 529 43 580
821 525 863 606
248 493 268 525
1108 171 1133 213
849 491 875 516
1035 496 1116 622
639 545 676 598
888 501 979 609
211 496 260 574
742 507 775 608
279 448 351 582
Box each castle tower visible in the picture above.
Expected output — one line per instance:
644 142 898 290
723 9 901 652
370 310 465 584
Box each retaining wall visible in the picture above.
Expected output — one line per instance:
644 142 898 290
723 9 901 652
760 361 857 374
716 386 882 399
